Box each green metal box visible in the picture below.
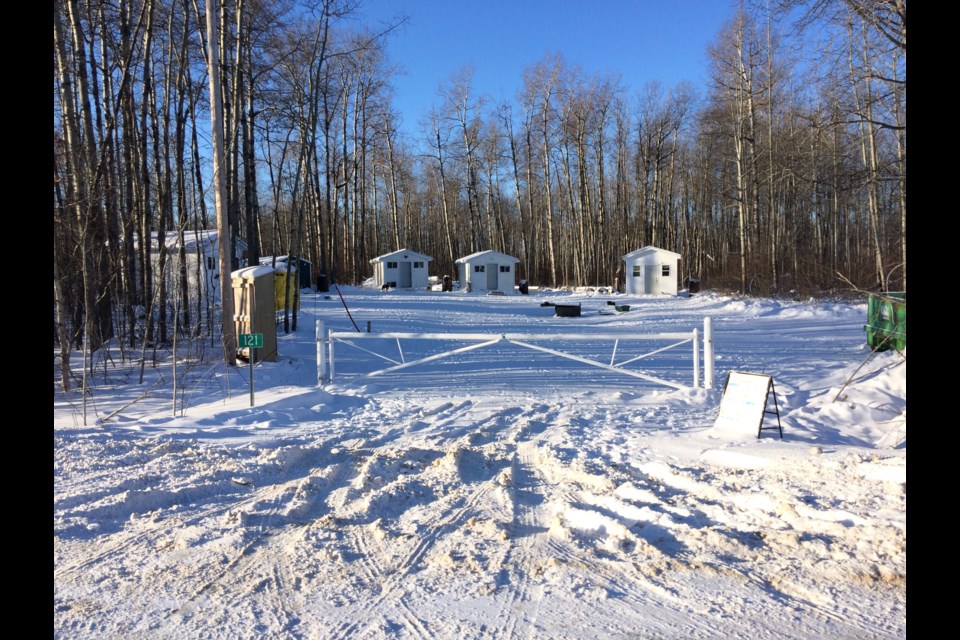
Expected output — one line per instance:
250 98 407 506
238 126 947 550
865 292 906 352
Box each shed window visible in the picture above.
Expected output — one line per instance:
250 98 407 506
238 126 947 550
386 261 398 269
474 265 485 273
632 265 641 277
207 257 215 270
662 265 670 276
413 261 424 268
500 265 511 273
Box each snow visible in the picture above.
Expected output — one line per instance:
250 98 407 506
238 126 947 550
54 287 906 639
233 265 277 279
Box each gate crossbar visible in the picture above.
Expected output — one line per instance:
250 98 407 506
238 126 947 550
326 330 700 390
613 337 692 367
363 337 501 379
335 338 403 366
506 338 688 390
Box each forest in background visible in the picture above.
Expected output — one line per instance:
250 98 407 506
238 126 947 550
54 0 905 384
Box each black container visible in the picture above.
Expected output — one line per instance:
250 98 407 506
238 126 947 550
554 303 581 317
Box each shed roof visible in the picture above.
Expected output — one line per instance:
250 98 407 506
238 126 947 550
260 255 311 266
455 249 520 264
231 265 275 279
259 257 299 273
142 230 249 252
369 248 433 263
622 246 681 260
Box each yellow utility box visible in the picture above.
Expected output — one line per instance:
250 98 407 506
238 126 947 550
273 268 301 312
231 265 278 362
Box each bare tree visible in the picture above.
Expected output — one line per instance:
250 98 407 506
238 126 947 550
522 54 565 286
205 0 236 364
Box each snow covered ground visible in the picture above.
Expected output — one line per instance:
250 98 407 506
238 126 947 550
53 287 906 639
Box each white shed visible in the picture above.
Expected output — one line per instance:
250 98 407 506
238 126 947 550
622 246 681 295
370 249 433 289
137 230 248 307
455 250 520 293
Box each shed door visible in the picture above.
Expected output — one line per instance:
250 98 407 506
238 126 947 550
487 264 498 289
645 265 658 293
399 262 412 288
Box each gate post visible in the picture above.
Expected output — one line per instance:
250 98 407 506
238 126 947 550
693 328 700 388
704 317 714 389
317 321 325 386
328 328 336 383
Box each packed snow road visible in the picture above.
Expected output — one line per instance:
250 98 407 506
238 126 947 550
54 288 906 638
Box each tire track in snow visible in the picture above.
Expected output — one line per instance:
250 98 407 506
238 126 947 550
55 472 298 604
570 454 901 636
159 479 295 625
330 402 551 639
500 439 550 638
656 481 891 633
151 442 367 635
333 470 497 639
476 404 560 639
484 408 717 639
55 424 370 582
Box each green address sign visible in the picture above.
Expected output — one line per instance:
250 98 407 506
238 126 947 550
239 333 263 349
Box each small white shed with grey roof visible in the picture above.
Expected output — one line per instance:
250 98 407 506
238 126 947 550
622 246 681 295
370 249 433 289
455 250 520 293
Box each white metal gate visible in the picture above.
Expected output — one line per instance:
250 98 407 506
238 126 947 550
317 319 714 390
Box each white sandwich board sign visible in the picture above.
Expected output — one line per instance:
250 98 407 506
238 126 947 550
713 371 782 438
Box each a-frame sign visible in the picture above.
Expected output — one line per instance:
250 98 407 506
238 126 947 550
714 371 783 439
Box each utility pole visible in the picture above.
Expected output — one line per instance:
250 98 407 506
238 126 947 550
205 0 236 365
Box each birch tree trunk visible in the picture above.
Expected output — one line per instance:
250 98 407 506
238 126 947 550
385 113 402 249
541 97 558 286
849 17 886 291
431 120 456 267
205 0 236 365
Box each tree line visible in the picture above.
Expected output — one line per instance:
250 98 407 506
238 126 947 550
54 0 905 385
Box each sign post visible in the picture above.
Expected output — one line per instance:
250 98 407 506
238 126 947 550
239 333 263 406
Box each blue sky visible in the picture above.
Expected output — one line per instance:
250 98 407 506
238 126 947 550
356 0 739 135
